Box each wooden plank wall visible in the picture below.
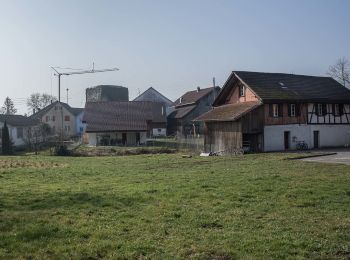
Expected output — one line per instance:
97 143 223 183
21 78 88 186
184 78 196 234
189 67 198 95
204 121 242 153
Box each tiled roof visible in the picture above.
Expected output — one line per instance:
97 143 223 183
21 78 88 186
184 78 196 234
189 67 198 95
173 87 220 107
30 101 83 119
167 105 196 119
83 101 166 132
195 101 261 122
233 71 350 102
0 115 39 126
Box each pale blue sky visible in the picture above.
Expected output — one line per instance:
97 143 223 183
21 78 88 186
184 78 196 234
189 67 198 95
0 0 349 114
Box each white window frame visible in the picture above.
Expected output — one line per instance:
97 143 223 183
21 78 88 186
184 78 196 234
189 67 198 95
239 84 246 97
290 104 296 117
273 104 279 117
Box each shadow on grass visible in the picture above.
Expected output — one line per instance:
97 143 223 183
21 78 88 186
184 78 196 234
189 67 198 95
3 191 153 211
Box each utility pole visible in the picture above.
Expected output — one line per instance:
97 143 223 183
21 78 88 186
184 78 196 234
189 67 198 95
50 65 119 144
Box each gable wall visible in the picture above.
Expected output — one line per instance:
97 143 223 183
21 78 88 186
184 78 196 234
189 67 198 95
223 80 259 105
40 105 77 137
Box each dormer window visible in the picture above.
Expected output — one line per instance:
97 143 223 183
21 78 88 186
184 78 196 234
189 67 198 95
239 84 245 97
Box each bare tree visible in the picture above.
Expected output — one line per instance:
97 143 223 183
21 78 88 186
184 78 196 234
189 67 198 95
328 57 350 88
1 97 17 115
27 93 57 114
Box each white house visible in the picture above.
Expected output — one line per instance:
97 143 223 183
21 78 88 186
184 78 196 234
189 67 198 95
0 115 40 148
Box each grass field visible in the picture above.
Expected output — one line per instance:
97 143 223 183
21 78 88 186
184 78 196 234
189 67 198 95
0 153 350 259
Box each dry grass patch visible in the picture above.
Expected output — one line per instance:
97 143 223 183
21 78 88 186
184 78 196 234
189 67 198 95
0 158 65 169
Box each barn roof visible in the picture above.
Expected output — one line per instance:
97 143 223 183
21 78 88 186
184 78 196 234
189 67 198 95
195 101 261 122
215 71 350 104
83 101 166 132
167 105 196 119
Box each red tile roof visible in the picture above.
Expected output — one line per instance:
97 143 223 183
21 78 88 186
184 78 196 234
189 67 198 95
195 101 261 122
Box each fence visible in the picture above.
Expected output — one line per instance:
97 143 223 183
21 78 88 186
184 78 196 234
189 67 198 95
146 136 205 154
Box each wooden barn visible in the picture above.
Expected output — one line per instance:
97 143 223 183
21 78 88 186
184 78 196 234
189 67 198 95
196 71 350 153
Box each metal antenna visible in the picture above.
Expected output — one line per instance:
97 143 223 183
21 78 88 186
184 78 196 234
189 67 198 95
66 88 69 104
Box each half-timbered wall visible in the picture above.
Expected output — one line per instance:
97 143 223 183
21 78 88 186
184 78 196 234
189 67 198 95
307 103 350 124
204 121 242 153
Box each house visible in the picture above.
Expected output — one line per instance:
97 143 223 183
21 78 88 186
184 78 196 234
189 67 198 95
133 87 174 116
0 115 39 148
196 71 350 153
83 101 167 146
86 85 129 102
167 86 220 137
30 101 84 138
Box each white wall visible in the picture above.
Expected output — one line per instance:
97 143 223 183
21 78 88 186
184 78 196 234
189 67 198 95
0 122 26 147
264 124 350 151
152 128 166 137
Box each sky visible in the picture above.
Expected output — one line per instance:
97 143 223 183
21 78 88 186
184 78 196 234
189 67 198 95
0 0 349 114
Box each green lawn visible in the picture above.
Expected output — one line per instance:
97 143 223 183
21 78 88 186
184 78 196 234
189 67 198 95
0 154 349 259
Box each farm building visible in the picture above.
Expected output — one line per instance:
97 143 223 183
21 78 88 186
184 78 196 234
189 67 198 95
133 87 174 117
167 86 220 137
196 71 350 153
83 101 166 146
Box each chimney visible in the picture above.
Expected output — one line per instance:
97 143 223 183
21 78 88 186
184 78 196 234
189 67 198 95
179 97 182 103
197 86 200 92
213 77 216 88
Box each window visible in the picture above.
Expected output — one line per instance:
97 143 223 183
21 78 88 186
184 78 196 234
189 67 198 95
52 116 55 121
273 104 279 117
316 104 327 116
239 84 246 97
79 127 84 132
46 116 49 122
290 104 296 117
158 128 162 132
334 104 340 116
64 115 70 121
17 127 23 138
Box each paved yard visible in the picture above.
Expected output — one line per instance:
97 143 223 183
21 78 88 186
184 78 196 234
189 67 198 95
302 148 350 165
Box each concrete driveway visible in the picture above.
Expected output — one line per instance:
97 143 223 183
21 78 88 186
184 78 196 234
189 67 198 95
302 148 350 165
